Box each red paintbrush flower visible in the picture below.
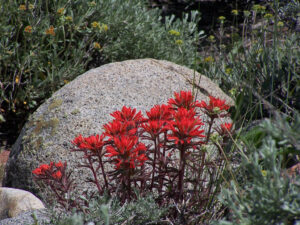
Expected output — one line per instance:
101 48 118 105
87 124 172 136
166 108 205 145
106 136 147 170
103 120 137 140
141 120 166 138
168 90 201 110
55 161 64 168
52 170 62 180
217 123 233 136
146 104 173 121
110 106 144 124
199 96 230 116
72 134 105 152
32 162 53 176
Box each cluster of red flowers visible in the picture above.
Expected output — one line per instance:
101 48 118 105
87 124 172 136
32 161 65 180
32 90 233 205
33 91 232 174
199 95 230 118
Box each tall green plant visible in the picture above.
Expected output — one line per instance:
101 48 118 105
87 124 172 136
214 136 300 225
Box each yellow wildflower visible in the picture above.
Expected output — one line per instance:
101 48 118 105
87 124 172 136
24 25 32 33
64 80 69 84
204 56 214 63
15 76 20 84
252 4 266 12
243 10 250 17
102 24 108 31
19 4 26 10
93 42 101 49
225 67 232 75
256 48 263 54
277 21 284 27
168 29 180 36
261 170 267 177
208 35 215 42
229 88 237 96
45 25 55 36
264 13 273 19
23 101 27 105
29 4 34 10
91 21 100 29
65 16 73 22
89 1 96 7
57 7 65 15
175 40 183 45
218 16 226 21
231 9 238 16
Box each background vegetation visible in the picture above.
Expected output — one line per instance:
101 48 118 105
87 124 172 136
1 0 299 224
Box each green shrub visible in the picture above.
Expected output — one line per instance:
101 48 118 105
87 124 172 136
0 0 202 127
50 194 168 225
213 112 300 225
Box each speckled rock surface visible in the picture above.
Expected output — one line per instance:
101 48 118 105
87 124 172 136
3 58 233 205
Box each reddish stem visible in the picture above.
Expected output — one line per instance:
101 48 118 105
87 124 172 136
177 144 186 202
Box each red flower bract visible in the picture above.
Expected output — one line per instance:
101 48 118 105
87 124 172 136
221 123 232 131
55 161 64 168
219 123 233 136
166 108 205 145
146 104 173 121
110 106 144 124
141 120 166 138
32 162 53 176
103 120 137 140
199 96 230 114
72 134 105 151
168 90 200 110
106 136 147 170
52 170 62 179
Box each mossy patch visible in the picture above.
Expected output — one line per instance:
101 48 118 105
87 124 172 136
32 117 60 136
48 99 63 111
71 109 80 115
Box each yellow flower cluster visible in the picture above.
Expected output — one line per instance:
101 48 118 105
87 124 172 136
93 42 101 49
218 16 226 21
231 9 238 16
45 25 55 36
102 24 108 31
264 13 273 19
65 16 73 22
89 1 96 7
168 29 180 36
225 67 232 75
243 10 251 17
277 21 284 27
252 4 266 12
204 56 214 63
208 35 215 43
175 40 183 45
19 4 34 10
15 76 20 84
91 21 100 28
19 4 26 10
91 22 108 31
24 25 32 33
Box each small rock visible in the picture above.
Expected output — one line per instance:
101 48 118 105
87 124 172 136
0 187 45 220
